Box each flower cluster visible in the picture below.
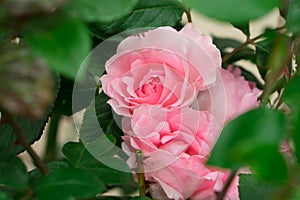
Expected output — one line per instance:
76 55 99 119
100 24 260 200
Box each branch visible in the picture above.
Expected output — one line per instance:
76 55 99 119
2 110 49 175
216 170 237 200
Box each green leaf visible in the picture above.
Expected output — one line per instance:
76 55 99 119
238 174 281 200
0 153 28 190
207 106 288 182
0 110 52 154
29 161 69 188
255 30 277 79
62 142 136 193
63 0 138 22
90 0 185 39
95 92 123 146
186 0 281 25
0 191 9 200
35 167 106 200
24 14 91 80
232 22 250 37
283 75 300 164
286 0 300 35
62 142 98 168
54 75 96 116
283 75 300 109
130 197 152 200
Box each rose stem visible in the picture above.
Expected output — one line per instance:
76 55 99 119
2 110 49 175
216 170 237 200
136 150 146 196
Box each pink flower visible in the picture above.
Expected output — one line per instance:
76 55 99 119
195 66 260 126
100 23 221 116
121 104 219 171
145 154 238 200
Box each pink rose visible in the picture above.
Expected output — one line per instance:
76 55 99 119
195 66 260 126
100 23 221 116
121 104 219 171
145 154 238 200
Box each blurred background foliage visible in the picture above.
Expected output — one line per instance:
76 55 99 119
0 0 300 199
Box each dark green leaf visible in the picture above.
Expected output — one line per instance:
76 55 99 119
54 75 96 116
62 142 136 193
35 167 106 200
286 0 300 35
130 197 152 200
29 161 69 188
63 0 138 22
90 0 185 39
255 30 277 79
0 153 28 190
62 142 98 168
186 0 281 25
25 14 91 80
232 22 250 37
207 106 288 182
0 110 52 154
95 92 123 146
238 174 281 200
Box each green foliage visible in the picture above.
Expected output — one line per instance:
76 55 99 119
185 0 281 24
207 106 288 182
35 167 106 200
0 111 51 154
25 15 91 80
0 153 29 190
90 0 185 39
238 174 281 200
286 0 300 35
63 0 138 22
62 142 136 193
283 75 300 164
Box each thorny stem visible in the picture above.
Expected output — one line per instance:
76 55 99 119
136 150 146 196
2 110 49 175
216 170 237 200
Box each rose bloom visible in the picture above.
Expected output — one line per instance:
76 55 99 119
101 23 260 200
195 66 260 127
121 104 219 171
100 23 221 117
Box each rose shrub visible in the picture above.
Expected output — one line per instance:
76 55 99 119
101 23 260 200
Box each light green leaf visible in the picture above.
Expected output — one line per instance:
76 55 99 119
63 0 138 22
207 106 287 182
186 0 281 25
25 14 91 80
